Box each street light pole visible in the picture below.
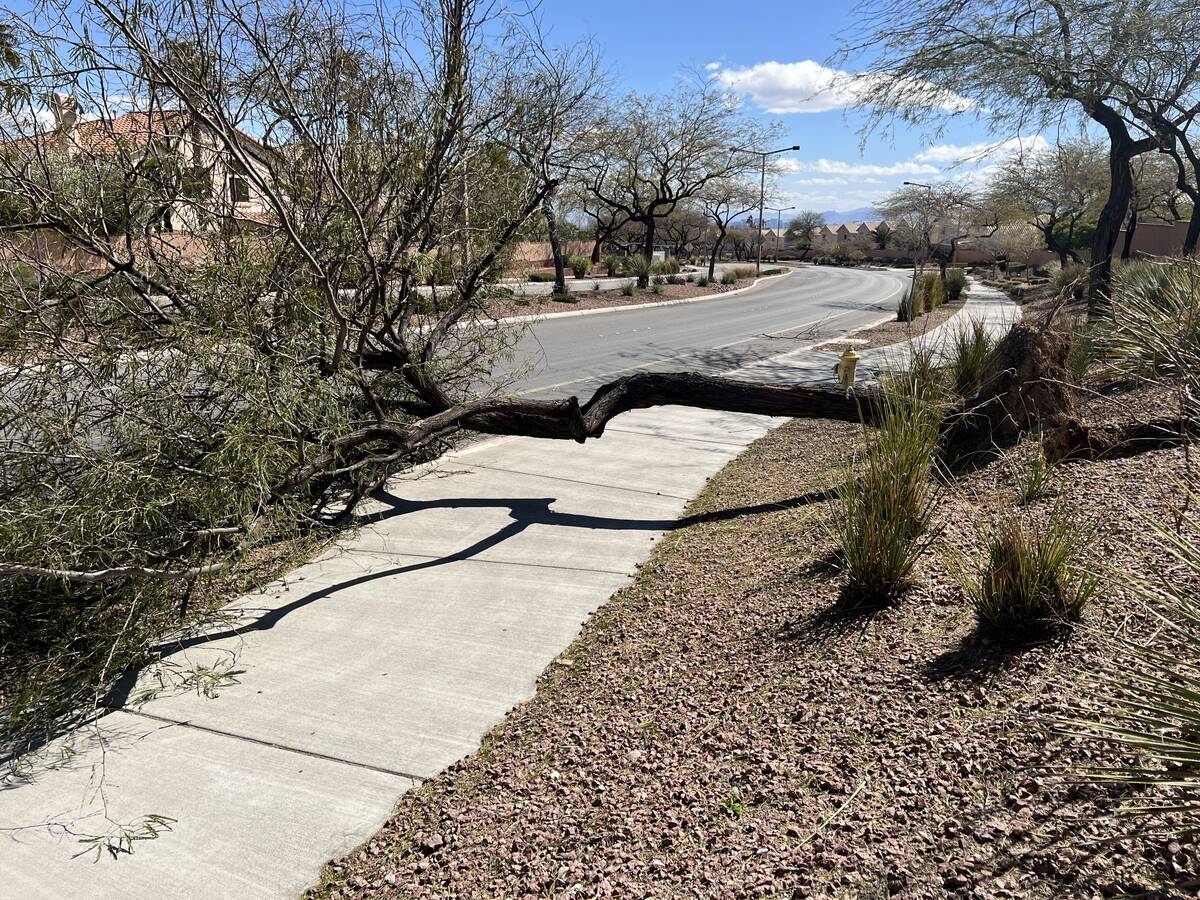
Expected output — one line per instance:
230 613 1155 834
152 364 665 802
765 205 795 262
731 144 799 276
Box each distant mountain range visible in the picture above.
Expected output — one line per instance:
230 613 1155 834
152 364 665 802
818 207 880 225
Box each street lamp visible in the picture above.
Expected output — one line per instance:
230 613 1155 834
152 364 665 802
731 144 800 275
765 205 795 262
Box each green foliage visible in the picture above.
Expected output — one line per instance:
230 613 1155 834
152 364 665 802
651 256 681 275
1105 259 1200 406
527 271 554 282
944 268 968 301
652 274 665 286
1012 437 1055 504
603 254 623 276
1068 510 1200 832
621 281 635 296
834 383 941 606
946 319 994 397
625 254 652 286
1053 262 1088 298
666 274 683 284
968 513 1095 638
567 255 591 279
696 275 710 287
1066 318 1099 382
720 271 737 285
917 272 943 311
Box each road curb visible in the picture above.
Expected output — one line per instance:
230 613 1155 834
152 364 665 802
492 268 796 325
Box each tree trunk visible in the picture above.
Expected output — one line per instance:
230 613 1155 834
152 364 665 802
590 222 603 263
1121 208 1138 260
708 227 726 280
1185 201 1200 257
1087 106 1155 317
544 199 566 294
639 219 655 286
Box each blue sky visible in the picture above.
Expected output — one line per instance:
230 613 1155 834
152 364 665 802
535 0 1042 217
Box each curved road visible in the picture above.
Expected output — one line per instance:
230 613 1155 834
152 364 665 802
503 265 909 396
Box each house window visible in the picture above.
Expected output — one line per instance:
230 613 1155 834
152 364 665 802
228 159 251 204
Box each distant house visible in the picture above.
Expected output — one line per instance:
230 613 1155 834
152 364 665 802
1 94 276 233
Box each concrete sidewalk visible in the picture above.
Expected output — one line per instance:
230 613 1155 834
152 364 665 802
0 284 1018 900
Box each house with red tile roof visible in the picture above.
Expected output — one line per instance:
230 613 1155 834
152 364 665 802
2 94 277 233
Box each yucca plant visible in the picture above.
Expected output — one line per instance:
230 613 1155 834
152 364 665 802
1104 258 1200 400
946 319 994 398
625 253 652 287
1067 511 1200 831
969 512 1095 638
834 383 942 606
603 254 623 277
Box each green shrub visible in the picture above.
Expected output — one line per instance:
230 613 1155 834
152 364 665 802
1066 318 1099 382
651 256 681 276
1052 262 1087 299
720 272 737 285
604 254 623 277
897 283 916 322
1012 437 1055 504
697 275 709 287
621 282 635 297
650 282 662 294
946 319 994 397
834 385 941 606
667 274 683 285
567 255 591 279
527 272 554 282
944 268 968 302
551 292 578 304
626 254 652 287
918 273 943 311
969 514 1095 638
1067 511 1200 832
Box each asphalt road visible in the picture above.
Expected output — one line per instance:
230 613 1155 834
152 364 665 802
501 265 910 397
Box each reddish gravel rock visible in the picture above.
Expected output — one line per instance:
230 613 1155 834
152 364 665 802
307 385 1200 899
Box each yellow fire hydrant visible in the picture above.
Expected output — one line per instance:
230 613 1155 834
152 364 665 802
833 347 861 392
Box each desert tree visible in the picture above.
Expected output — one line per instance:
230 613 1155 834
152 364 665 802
1123 152 1183 259
581 77 772 285
987 141 1108 267
786 209 826 261
840 0 1196 311
877 180 994 275
698 177 759 279
507 37 606 293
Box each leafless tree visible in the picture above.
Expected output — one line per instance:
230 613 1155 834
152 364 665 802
785 210 826 262
581 77 772 283
699 177 759 279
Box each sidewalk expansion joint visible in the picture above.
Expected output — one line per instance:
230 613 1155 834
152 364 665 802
341 546 635 577
466 463 695 501
111 707 428 783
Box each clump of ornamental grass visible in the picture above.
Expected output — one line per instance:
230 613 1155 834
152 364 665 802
969 512 1095 639
833 382 942 606
946 319 995 398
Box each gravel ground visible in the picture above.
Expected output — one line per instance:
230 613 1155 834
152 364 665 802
307 381 1200 900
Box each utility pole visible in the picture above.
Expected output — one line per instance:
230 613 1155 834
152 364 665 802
730 144 799 275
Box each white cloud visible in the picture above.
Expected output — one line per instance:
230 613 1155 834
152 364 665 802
704 61 722 72
795 158 941 177
715 60 972 115
914 135 1049 165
